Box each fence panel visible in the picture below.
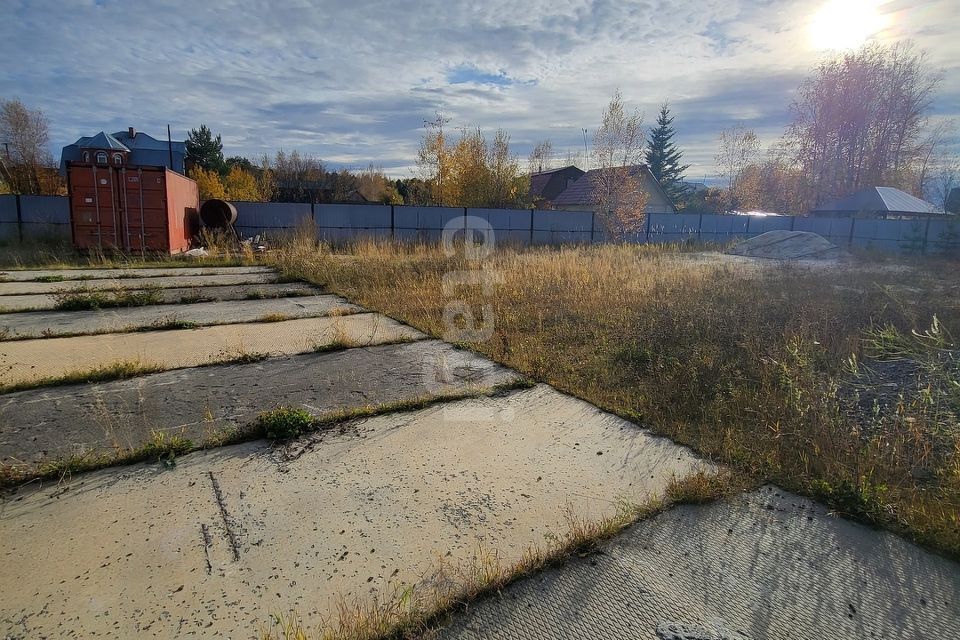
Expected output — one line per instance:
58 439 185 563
744 215 793 236
926 218 960 256
0 195 17 223
466 208 532 245
793 216 853 245
698 214 749 244
393 206 462 242
18 195 71 241
647 212 700 243
316 204 391 242
232 201 310 237
851 218 925 254
532 209 592 232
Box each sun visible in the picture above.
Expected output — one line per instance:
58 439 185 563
809 0 890 51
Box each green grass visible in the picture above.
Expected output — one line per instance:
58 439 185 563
53 285 162 310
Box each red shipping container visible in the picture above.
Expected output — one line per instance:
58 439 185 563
67 164 199 254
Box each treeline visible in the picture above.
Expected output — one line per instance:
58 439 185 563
705 42 957 214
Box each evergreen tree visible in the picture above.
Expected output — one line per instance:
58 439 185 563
644 103 689 203
186 124 225 173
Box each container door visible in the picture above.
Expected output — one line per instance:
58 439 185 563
70 165 122 249
121 168 168 252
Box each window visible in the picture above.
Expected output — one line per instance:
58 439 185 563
95 152 107 164
82 151 90 162
113 153 123 165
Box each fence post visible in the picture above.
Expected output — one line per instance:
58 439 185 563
698 213 703 243
15 194 22 244
923 216 932 256
391 204 395 241
848 217 856 248
590 212 596 243
529 208 535 245
644 211 652 243
789 215 795 231
310 202 315 222
745 214 751 237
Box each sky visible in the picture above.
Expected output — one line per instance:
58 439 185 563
1 0 958 180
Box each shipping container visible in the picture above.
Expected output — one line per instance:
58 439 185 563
67 164 199 254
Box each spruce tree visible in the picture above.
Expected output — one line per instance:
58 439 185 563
186 124 225 174
644 103 689 203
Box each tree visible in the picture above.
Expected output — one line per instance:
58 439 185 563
644 102 689 202
223 166 263 201
716 125 761 211
417 112 451 205
0 98 62 195
591 90 648 235
784 42 940 209
185 125 225 173
189 166 226 201
528 140 554 173
225 155 255 172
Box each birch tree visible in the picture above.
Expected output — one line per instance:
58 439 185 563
591 90 648 235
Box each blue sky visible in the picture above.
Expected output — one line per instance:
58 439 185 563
1 0 957 179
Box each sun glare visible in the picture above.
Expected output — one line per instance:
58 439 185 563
809 0 890 51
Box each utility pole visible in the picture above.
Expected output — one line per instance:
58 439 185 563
581 128 588 168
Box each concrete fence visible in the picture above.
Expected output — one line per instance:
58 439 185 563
2 194 958 255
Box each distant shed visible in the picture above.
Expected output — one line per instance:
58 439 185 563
811 187 942 219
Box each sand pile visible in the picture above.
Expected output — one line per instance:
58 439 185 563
728 230 839 259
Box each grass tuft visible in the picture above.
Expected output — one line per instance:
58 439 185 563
0 360 163 395
53 285 162 311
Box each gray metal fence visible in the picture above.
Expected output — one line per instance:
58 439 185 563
2 194 958 255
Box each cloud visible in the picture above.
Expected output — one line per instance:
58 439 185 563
0 0 956 178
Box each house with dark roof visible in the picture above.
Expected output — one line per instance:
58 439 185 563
529 165 585 207
550 164 676 214
60 127 187 175
811 186 943 218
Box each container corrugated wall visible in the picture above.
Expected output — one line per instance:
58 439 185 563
67 164 198 254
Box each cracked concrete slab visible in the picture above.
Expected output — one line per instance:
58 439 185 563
0 340 519 469
0 384 707 637
0 266 274 281
0 271 279 295
0 282 323 312
437 485 960 640
0 294 362 339
0 314 425 387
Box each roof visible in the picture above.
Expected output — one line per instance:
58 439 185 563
813 187 939 215
60 127 187 175
552 164 675 210
529 165 584 201
76 131 129 152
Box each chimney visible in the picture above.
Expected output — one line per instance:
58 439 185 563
128 127 136 139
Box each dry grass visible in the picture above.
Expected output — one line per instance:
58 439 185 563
269 236 960 559
259 469 745 640
0 237 256 269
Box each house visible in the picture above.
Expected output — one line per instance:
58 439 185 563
810 186 942 218
60 128 187 174
529 165 585 207
550 164 676 214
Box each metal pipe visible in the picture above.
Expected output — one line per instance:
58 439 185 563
91 165 102 248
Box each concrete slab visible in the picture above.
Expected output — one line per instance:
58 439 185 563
0 314 425 388
0 385 706 637
0 282 323 313
0 266 274 282
0 340 520 468
0 295 363 339
438 486 960 640
0 272 279 296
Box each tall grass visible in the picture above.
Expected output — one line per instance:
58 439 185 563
270 236 960 558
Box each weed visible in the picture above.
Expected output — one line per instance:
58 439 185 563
53 285 162 311
259 313 293 323
0 360 163 395
256 407 315 439
33 274 66 282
